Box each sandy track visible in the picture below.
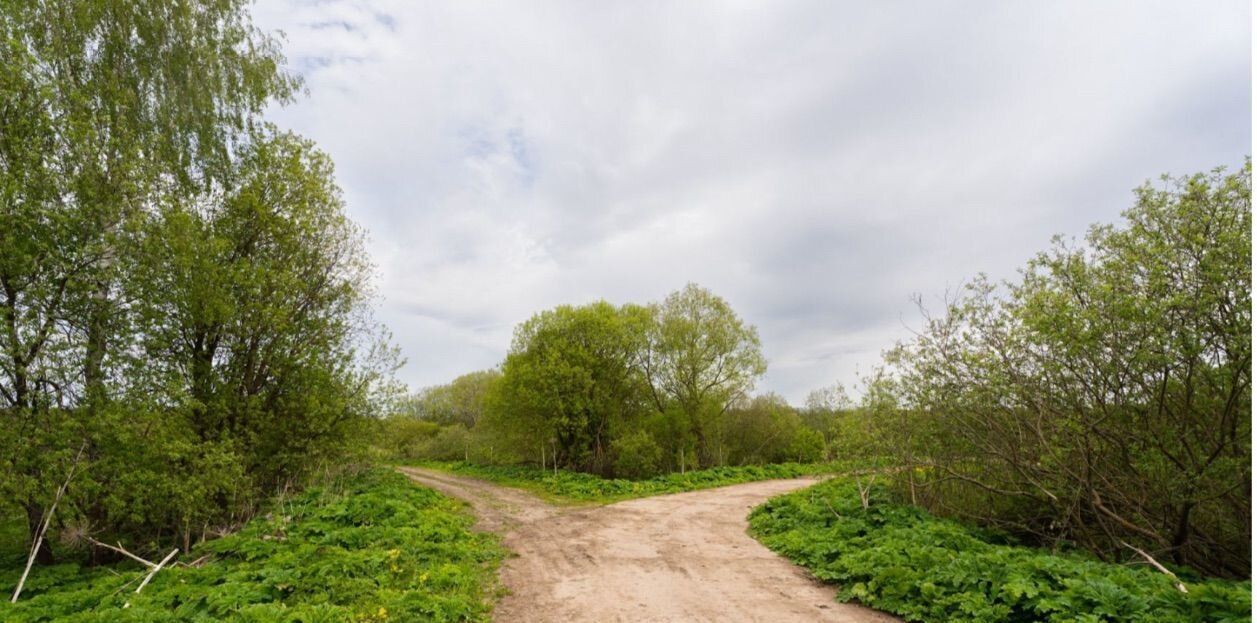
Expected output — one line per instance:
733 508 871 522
399 467 900 623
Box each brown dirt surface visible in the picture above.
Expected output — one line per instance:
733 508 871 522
398 466 902 623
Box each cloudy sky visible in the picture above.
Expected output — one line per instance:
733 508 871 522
252 1 1251 403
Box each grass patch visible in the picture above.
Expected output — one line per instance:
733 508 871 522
0 468 505 622
749 478 1251 623
411 460 877 504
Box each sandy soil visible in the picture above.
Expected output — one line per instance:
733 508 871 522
398 467 901 623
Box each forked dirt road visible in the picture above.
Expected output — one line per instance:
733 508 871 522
399 467 900 623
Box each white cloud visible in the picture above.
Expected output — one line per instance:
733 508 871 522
253 0 1251 401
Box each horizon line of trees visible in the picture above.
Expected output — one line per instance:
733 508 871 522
381 284 841 478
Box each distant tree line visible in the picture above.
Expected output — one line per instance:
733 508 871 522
849 163 1251 578
1 1 393 565
382 284 835 477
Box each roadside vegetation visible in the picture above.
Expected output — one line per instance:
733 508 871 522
0 468 504 622
1 0 373 552
2 0 407 615
750 477 1251 623
838 163 1251 580
741 163 1252 622
411 460 879 504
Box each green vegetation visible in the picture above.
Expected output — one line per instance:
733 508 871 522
413 460 865 504
2 0 1247 619
487 300 654 475
2 0 396 571
838 163 1251 578
466 283 773 476
0 469 504 622
379 284 839 479
749 478 1251 623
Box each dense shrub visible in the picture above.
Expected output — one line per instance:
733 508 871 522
612 430 664 479
750 478 1251 623
376 417 442 460
786 428 826 463
868 163 1251 577
423 426 476 462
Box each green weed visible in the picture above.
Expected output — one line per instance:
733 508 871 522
749 478 1251 623
0 469 505 622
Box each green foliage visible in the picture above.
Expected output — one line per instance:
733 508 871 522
749 478 1252 623
1 1 395 558
415 460 870 504
128 128 383 485
645 283 767 467
487 301 651 474
403 371 501 428
785 427 826 463
0 469 505 622
865 162 1251 577
469 284 773 476
717 393 805 465
420 426 475 463
375 417 442 460
611 430 663 479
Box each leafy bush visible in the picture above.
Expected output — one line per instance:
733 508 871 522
422 426 475 462
0 469 504 622
786 428 826 463
868 163 1251 577
749 478 1251 623
612 431 664 479
376 417 442 459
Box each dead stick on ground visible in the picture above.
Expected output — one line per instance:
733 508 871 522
1122 541 1187 593
84 538 157 568
174 554 211 568
11 441 87 603
125 548 179 606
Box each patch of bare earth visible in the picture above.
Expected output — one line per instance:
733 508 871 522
398 467 901 623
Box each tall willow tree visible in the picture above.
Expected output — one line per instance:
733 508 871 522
480 285 767 474
642 284 766 468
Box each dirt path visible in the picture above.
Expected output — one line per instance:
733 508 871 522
399 467 900 623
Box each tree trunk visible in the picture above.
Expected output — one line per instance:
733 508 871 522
1170 501 1195 566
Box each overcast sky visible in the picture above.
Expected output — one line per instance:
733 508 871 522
252 1 1251 403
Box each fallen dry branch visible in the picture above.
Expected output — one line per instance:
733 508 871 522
823 497 843 520
83 538 157 568
123 548 179 608
174 554 211 568
135 548 179 594
1122 541 1188 593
